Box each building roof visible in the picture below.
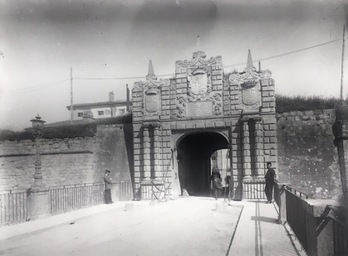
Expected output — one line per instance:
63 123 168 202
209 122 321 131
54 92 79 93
45 113 132 128
66 99 131 110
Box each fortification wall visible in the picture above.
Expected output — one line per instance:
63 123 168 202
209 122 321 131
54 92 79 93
277 109 341 199
0 109 342 199
0 124 132 191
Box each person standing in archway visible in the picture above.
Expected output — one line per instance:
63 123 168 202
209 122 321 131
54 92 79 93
211 168 222 200
264 162 276 203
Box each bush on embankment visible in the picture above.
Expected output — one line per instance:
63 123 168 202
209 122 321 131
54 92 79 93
275 95 343 113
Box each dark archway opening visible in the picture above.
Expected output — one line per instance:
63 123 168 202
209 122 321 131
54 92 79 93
177 132 229 196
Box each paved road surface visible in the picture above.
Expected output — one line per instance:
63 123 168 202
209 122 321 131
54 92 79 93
0 197 242 256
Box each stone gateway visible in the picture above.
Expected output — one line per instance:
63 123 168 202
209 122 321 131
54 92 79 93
132 51 277 200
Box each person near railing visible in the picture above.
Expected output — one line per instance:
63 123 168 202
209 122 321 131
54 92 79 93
104 170 113 204
264 162 276 204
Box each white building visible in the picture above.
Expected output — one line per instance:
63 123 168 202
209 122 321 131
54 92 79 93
66 91 131 120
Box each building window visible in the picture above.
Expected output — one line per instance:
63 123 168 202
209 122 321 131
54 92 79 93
77 112 83 117
119 109 125 115
98 111 104 116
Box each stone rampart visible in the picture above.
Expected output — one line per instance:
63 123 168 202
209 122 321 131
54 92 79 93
0 124 132 191
277 109 341 199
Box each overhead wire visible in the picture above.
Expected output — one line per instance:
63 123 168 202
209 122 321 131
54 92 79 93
2 79 70 96
1 38 342 95
74 73 174 81
224 38 342 68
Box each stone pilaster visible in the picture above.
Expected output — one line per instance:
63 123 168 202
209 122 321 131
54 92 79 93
262 115 278 170
254 121 264 177
142 127 151 180
242 121 251 178
153 126 163 180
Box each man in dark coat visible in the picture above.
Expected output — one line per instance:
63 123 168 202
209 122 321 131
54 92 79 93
264 162 276 203
104 170 113 204
211 169 222 200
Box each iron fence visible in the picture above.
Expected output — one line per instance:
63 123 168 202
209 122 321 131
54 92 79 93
243 180 266 199
140 182 154 200
0 190 29 226
273 182 283 207
50 183 105 215
0 180 133 225
111 181 134 201
326 206 348 255
285 189 310 252
274 182 348 256
50 181 133 215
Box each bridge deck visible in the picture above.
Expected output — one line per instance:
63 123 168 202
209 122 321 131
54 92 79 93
0 198 307 256
229 200 307 256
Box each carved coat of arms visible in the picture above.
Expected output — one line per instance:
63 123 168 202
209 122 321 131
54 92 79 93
241 80 260 106
145 90 159 113
229 67 269 110
187 68 211 101
189 73 208 95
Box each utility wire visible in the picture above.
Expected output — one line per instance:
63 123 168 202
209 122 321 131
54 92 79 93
74 73 174 81
224 38 342 68
257 38 342 62
75 38 342 79
1 38 342 95
2 79 69 96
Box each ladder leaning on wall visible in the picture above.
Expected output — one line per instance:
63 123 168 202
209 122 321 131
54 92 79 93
150 152 173 202
150 126 173 202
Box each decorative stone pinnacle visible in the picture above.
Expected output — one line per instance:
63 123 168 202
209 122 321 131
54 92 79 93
146 60 156 80
195 35 201 51
247 49 254 69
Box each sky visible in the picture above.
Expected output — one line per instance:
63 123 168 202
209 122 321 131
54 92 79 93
0 0 347 130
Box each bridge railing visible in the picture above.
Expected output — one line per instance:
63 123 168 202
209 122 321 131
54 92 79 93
243 179 266 199
0 180 133 226
274 181 348 256
50 181 133 215
49 183 105 215
324 205 348 256
0 190 29 226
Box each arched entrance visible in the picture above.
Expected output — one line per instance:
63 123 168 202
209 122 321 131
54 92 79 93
177 132 229 196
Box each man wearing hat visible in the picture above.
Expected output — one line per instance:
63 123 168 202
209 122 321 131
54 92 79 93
104 169 113 204
264 162 276 203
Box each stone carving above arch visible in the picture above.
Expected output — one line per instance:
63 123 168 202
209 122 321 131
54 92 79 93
212 93 222 116
229 67 272 85
175 92 223 118
175 51 222 69
187 66 212 102
174 51 224 118
176 96 187 118
145 88 160 116
134 73 169 120
229 67 272 110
